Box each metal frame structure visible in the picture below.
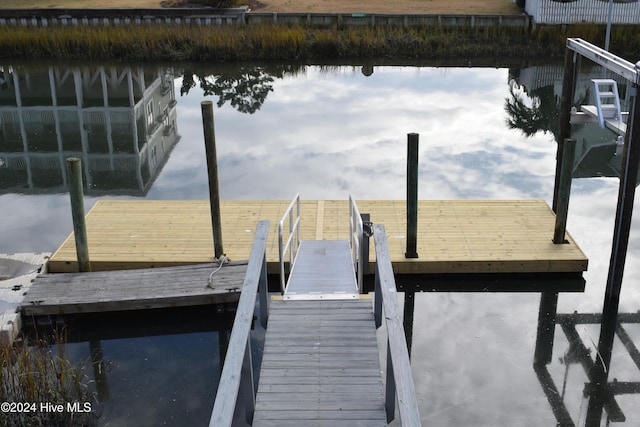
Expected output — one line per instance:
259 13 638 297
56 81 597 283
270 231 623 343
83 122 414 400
277 193 300 294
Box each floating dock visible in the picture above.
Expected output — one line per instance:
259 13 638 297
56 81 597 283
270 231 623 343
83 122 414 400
22 262 247 316
47 199 588 276
0 253 49 345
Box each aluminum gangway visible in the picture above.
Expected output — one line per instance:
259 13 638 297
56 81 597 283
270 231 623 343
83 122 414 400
209 196 421 427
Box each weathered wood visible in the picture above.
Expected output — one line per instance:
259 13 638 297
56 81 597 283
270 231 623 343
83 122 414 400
253 299 387 426
21 262 247 315
373 224 422 427
47 199 588 277
66 157 91 272
209 220 270 427
201 101 224 259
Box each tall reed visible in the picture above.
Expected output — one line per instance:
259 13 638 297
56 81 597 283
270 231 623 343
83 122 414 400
0 340 97 427
0 23 638 61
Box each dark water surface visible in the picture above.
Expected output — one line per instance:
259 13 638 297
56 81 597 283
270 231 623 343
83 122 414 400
1 59 639 426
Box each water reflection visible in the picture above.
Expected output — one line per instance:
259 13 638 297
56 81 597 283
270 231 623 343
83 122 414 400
534 302 640 426
2 60 640 426
24 305 265 427
0 65 180 196
180 64 305 114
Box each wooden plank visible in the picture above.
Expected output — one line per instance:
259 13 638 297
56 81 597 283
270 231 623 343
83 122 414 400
21 262 247 315
47 199 588 277
253 298 387 426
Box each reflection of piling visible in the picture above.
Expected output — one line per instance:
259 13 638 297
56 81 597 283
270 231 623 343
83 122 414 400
89 340 110 402
406 133 419 259
201 101 224 260
66 158 91 272
553 139 576 244
533 291 558 365
403 291 415 358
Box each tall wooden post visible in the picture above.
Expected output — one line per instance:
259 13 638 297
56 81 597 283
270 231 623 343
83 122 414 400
66 157 90 272
406 133 419 258
553 48 578 213
553 138 576 244
201 101 224 260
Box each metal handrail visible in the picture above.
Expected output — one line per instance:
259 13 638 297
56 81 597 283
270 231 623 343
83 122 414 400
278 193 301 294
373 223 422 426
349 194 364 293
209 220 270 427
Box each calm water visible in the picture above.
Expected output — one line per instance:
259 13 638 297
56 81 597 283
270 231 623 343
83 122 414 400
1 59 639 426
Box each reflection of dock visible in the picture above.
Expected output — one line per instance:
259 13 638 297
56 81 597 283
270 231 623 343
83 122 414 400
47 199 588 277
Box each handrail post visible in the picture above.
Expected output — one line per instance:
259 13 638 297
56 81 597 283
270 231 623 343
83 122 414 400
209 220 270 427
553 138 576 244
385 339 396 423
373 223 422 427
240 337 255 424
258 252 269 329
66 157 91 272
277 194 301 294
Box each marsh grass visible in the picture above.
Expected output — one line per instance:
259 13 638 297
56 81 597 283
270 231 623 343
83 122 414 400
0 23 638 61
0 338 98 427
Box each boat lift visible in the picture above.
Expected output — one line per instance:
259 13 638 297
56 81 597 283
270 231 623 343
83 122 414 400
568 38 638 137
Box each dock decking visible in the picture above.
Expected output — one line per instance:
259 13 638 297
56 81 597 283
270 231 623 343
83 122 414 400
22 262 246 316
47 199 588 275
253 298 386 427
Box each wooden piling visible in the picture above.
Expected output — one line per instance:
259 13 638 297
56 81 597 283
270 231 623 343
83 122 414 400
553 138 576 244
201 101 224 260
406 133 419 258
553 48 578 213
66 158 90 272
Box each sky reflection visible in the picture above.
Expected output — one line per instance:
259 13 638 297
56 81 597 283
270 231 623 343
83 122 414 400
3 61 640 426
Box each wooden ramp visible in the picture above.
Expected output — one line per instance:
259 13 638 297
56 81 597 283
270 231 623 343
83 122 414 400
21 262 247 316
47 199 588 277
253 298 386 427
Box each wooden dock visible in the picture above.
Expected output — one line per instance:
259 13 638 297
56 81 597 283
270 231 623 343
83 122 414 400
22 262 247 316
253 298 386 427
48 199 588 275
209 221 420 427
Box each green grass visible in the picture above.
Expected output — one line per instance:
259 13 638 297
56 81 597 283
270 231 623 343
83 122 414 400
0 23 638 62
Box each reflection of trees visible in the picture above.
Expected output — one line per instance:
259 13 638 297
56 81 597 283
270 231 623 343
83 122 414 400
504 68 590 139
504 80 559 138
180 65 304 114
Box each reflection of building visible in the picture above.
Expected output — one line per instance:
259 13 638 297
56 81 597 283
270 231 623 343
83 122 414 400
0 65 180 196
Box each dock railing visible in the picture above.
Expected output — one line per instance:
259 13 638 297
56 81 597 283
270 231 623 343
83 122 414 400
349 194 364 293
373 223 422 426
208 220 270 427
278 193 301 294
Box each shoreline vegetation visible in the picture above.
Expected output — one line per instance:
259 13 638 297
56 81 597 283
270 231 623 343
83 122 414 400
0 23 639 62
